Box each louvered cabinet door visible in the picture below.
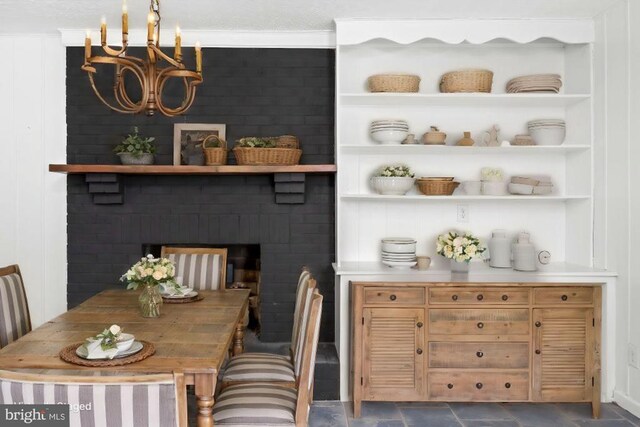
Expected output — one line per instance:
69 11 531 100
362 308 425 400
532 308 594 401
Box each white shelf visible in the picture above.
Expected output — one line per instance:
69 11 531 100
340 144 590 155
340 93 591 107
340 194 590 202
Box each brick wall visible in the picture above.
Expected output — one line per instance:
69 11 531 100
66 47 336 342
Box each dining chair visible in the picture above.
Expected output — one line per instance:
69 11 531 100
161 246 227 290
0 264 32 349
220 268 316 387
0 370 188 427
213 291 323 427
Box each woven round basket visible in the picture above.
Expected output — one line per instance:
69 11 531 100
417 180 460 196
59 341 155 367
439 69 493 93
277 135 299 148
368 74 420 93
233 148 302 165
202 135 227 166
162 294 204 304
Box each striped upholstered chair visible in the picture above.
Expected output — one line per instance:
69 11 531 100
0 370 187 427
213 291 323 427
0 265 32 349
221 268 316 387
161 247 227 290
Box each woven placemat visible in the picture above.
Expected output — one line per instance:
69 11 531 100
162 294 204 304
59 341 155 367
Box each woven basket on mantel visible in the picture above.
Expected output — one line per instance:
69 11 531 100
233 136 302 166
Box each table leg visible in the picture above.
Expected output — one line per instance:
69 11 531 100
233 321 245 356
195 373 216 427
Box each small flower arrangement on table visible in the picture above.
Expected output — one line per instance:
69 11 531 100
94 324 123 351
121 254 177 317
437 231 485 272
371 165 416 195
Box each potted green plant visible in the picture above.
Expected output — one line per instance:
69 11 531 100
370 165 416 195
113 127 156 165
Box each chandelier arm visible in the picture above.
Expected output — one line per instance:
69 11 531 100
101 44 127 57
87 72 143 114
84 57 149 114
154 68 202 116
148 44 183 68
114 65 151 111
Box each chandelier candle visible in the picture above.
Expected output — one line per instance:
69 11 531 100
81 0 203 116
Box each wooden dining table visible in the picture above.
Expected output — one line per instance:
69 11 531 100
0 288 250 427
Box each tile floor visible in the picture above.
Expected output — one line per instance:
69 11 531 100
308 401 640 427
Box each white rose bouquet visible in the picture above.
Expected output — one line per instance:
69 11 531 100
121 254 177 290
436 231 485 263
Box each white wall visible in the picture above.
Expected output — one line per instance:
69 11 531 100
596 0 640 416
0 34 67 327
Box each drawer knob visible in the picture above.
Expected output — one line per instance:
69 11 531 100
535 321 542 328
477 294 484 301
505 382 511 389
416 348 423 355
477 322 484 329
416 322 424 328
447 383 454 389
390 294 397 301
502 294 509 301
476 382 483 389
452 295 458 301
535 349 541 355
476 351 484 358
561 294 568 301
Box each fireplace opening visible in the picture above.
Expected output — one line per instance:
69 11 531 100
143 243 262 333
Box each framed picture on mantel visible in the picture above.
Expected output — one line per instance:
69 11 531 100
173 123 226 166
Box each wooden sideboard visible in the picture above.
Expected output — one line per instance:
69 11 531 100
351 282 602 418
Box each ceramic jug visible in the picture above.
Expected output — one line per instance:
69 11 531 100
488 229 511 268
513 232 537 271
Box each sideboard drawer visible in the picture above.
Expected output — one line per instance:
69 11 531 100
429 342 529 369
428 371 529 401
364 287 425 305
429 309 529 335
429 288 529 305
533 288 593 305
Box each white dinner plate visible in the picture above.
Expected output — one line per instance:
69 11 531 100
163 290 198 299
76 341 143 360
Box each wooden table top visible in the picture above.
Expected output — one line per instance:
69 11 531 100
0 288 250 374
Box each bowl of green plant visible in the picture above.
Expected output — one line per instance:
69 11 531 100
370 165 416 195
113 127 156 165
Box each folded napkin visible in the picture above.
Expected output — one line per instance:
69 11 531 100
82 338 119 360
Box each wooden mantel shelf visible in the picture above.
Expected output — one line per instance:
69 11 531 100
49 164 337 175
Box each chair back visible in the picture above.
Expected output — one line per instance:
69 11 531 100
0 265 31 349
293 278 318 377
0 370 187 427
294 291 322 426
290 267 315 357
161 247 227 290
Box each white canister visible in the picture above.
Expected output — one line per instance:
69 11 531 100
488 230 511 268
513 232 537 271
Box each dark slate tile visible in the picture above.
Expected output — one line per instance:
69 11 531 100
573 420 636 427
348 420 406 427
345 402 402 420
502 403 575 427
450 403 513 420
309 401 348 427
611 404 640 426
400 407 462 427
396 402 449 408
558 403 623 420
462 421 520 427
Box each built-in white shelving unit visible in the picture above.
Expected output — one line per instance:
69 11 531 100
333 19 601 400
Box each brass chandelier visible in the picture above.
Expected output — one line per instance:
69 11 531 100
82 0 203 116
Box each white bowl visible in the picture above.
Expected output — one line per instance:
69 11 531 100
528 127 566 146
370 176 415 195
370 129 409 144
482 181 508 196
381 242 417 253
116 333 135 352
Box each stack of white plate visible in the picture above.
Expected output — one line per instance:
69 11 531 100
527 119 566 146
506 74 562 93
370 120 409 144
381 238 417 269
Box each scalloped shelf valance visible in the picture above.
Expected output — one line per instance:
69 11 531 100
335 19 594 46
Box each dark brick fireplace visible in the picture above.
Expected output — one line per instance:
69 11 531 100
65 47 336 346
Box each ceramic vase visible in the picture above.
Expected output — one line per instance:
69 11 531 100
450 259 470 273
139 284 163 318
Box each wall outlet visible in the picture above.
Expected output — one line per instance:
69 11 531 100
457 204 469 223
629 343 639 369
